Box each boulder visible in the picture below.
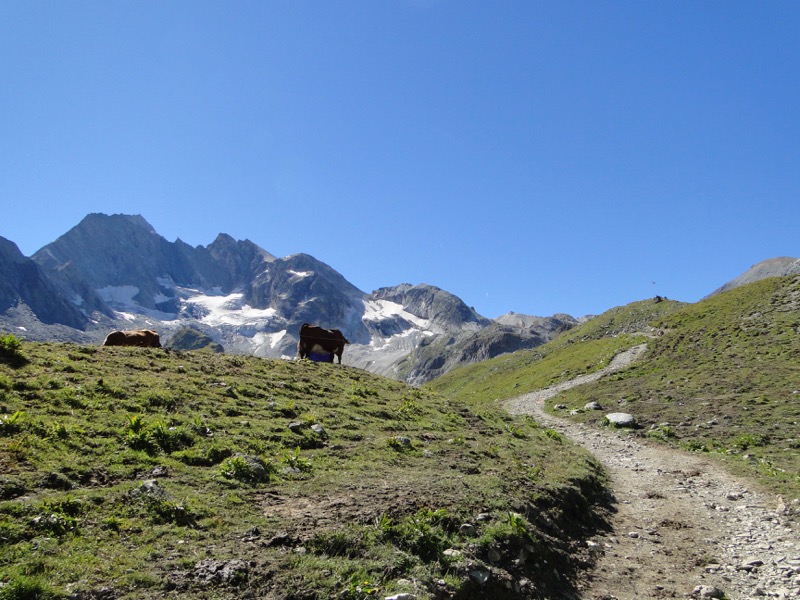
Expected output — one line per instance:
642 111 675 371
605 413 636 427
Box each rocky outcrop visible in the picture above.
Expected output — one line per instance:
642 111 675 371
247 252 368 342
371 283 489 332
394 313 577 384
166 327 224 353
708 256 800 297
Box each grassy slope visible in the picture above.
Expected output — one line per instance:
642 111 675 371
429 298 685 409
430 279 800 500
0 342 605 599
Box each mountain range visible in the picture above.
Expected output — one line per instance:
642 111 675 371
1 213 797 383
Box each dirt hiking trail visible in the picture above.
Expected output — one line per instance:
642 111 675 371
505 345 799 600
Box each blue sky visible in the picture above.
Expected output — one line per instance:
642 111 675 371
2 1 798 318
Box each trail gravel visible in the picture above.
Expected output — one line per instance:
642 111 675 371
505 345 799 600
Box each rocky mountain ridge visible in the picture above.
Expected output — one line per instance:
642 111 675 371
0 237 87 330
2 213 795 382
0 213 571 382
707 256 800 296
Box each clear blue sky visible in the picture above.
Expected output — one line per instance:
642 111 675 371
2 1 798 318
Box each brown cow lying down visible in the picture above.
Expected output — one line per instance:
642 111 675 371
298 323 349 364
103 329 161 348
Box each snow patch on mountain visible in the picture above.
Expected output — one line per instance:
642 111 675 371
184 290 278 327
97 285 140 307
251 330 289 353
363 299 431 330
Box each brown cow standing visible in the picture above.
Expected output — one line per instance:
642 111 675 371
297 323 349 364
103 329 161 348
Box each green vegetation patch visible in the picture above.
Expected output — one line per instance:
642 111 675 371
0 341 608 599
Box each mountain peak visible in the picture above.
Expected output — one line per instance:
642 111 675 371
81 213 158 234
0 236 24 262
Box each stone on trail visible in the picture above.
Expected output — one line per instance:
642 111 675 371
605 412 636 427
692 585 725 598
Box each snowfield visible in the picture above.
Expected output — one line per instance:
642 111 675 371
184 291 278 328
362 298 430 329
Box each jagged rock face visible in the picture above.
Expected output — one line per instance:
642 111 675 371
207 233 276 289
32 213 275 313
247 253 368 342
0 236 87 329
371 283 490 332
33 214 185 308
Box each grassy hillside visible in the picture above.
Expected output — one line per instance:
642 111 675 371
430 280 800 499
429 298 685 408
0 341 606 599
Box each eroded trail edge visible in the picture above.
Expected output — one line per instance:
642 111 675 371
504 344 799 600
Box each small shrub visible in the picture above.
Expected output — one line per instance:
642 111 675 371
0 410 24 435
397 399 422 418
341 575 380 600
544 428 563 442
127 414 145 433
732 433 768 451
0 334 27 367
504 511 531 539
151 421 195 453
681 439 709 452
282 446 312 472
478 511 537 552
30 501 81 537
125 415 153 452
505 423 527 439
220 454 275 484
376 508 453 561
146 496 198 526
102 516 125 531
647 425 677 441
42 496 83 517
386 436 413 451
49 422 69 440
